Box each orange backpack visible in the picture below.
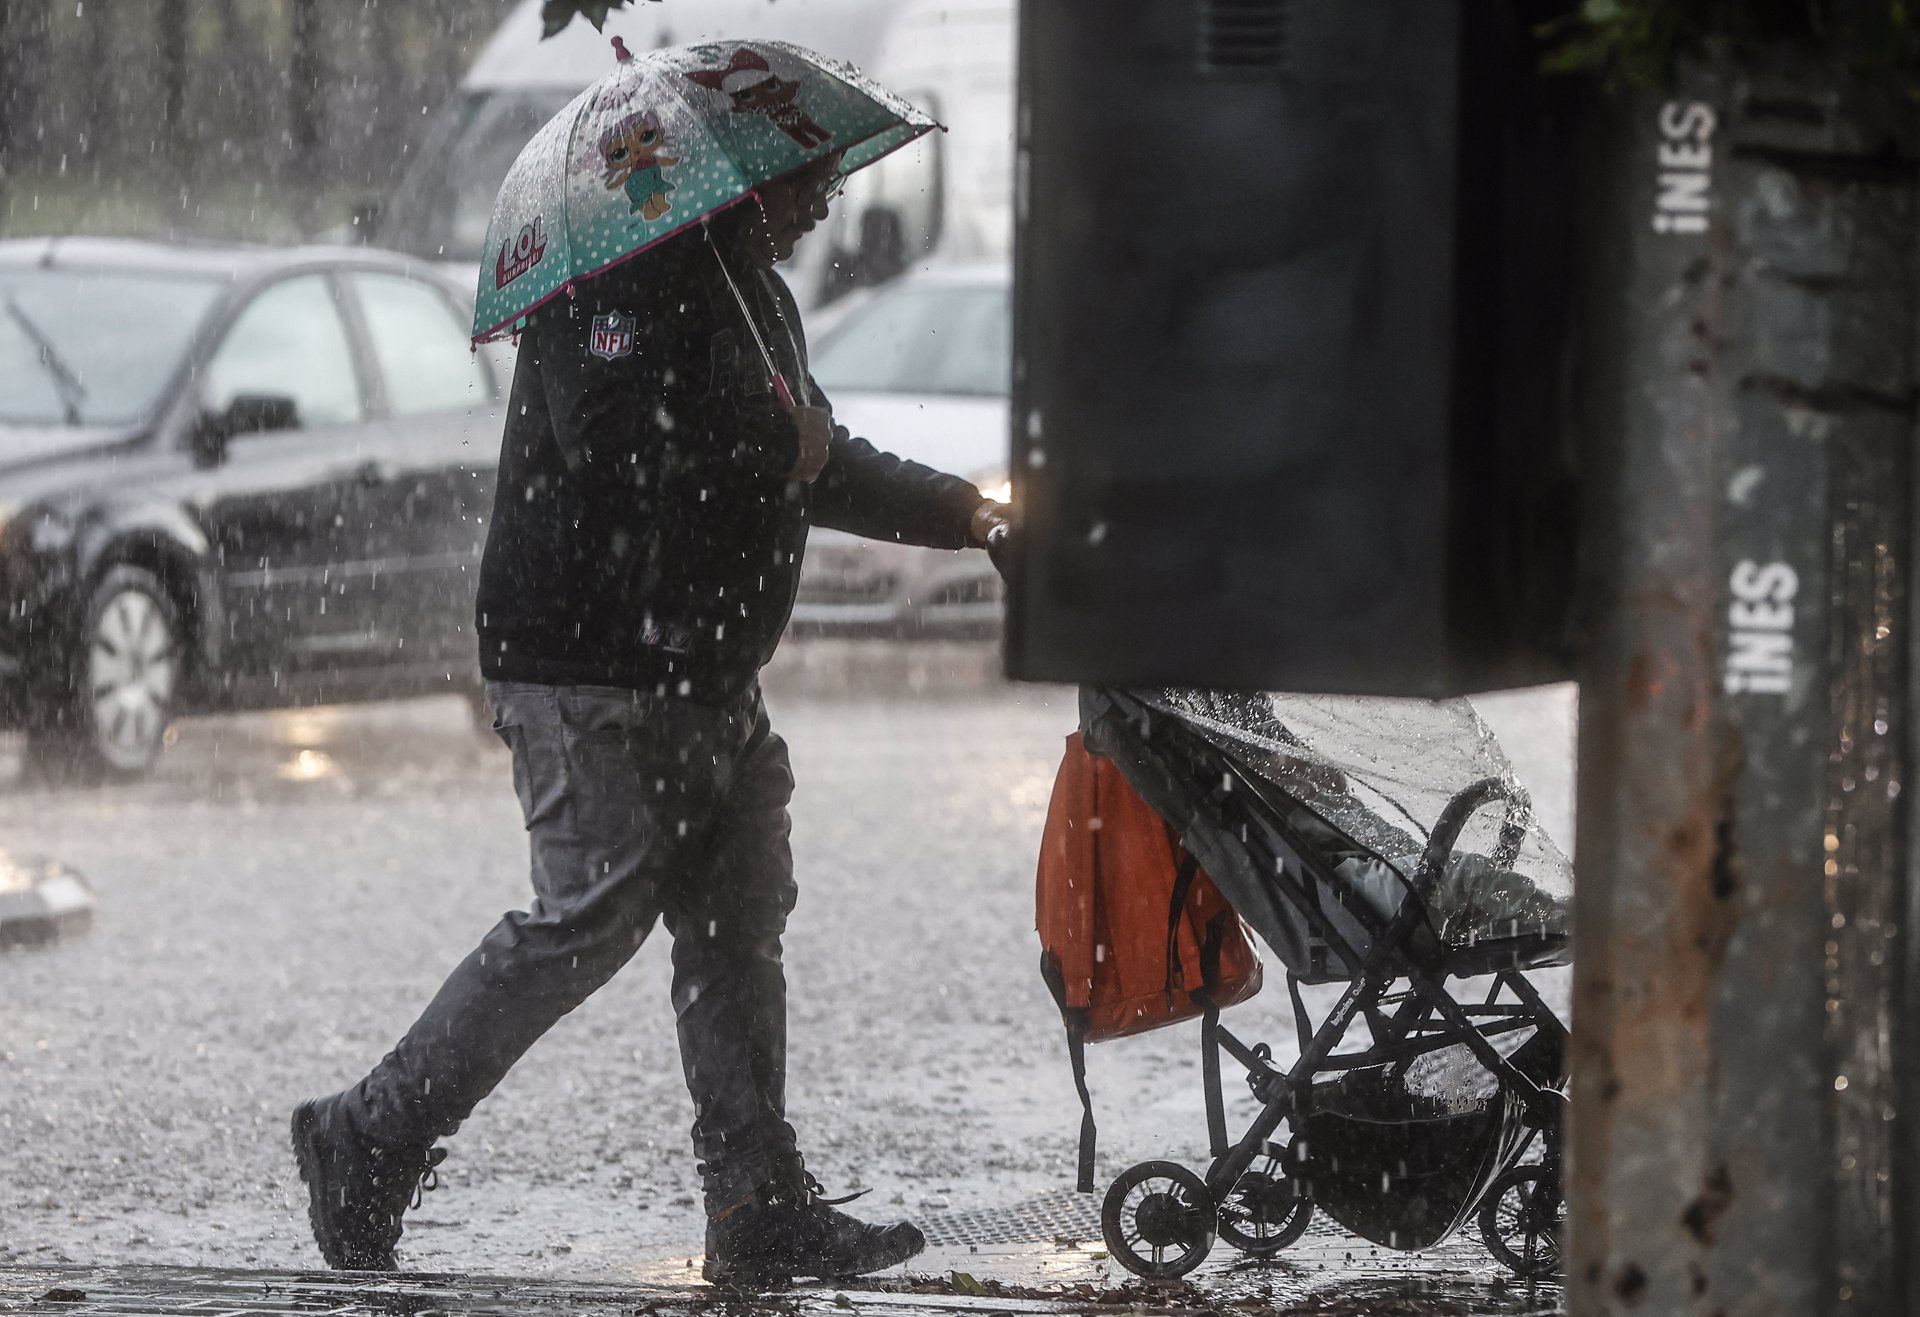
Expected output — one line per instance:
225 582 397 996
1036 733 1263 1190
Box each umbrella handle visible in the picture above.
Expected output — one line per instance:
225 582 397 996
771 374 797 407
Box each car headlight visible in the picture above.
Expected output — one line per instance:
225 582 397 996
0 502 75 558
28 511 71 553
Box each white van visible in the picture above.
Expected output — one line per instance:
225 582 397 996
807 0 1014 307
376 0 1012 311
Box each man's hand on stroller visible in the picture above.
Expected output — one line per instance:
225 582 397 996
970 499 1011 550
784 403 833 483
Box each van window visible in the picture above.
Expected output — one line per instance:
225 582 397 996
830 90 943 292
389 89 576 263
205 276 364 429
351 273 492 415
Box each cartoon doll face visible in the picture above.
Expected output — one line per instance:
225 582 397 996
728 74 800 116
599 112 670 190
686 49 835 150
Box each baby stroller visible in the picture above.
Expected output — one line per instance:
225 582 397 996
1074 686 1572 1280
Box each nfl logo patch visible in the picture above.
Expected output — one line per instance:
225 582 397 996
589 311 636 360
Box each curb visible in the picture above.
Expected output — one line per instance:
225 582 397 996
0 853 94 949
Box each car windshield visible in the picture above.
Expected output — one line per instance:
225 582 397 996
0 267 225 427
811 282 1010 398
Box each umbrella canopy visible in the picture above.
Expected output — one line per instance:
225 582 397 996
471 37 938 343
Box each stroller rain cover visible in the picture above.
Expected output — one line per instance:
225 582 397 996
1082 688 1574 986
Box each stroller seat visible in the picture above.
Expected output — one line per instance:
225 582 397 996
1255 770 1572 976
1344 849 1571 973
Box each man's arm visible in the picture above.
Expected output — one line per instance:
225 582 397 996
803 375 999 548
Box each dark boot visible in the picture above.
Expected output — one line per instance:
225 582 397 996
703 1157 925 1288
290 1094 447 1271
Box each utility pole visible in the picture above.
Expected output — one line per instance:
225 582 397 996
287 0 324 237
1570 45 1918 1315
158 0 188 190
0 0 16 231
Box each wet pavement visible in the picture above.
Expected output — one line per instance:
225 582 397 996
3 1215 1565 1316
0 643 1574 1313
0 1253 1563 1316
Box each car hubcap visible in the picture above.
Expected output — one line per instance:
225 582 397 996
89 590 176 767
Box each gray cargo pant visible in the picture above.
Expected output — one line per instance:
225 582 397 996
343 680 799 1210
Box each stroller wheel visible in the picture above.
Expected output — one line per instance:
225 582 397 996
1102 1160 1215 1279
1217 1156 1314 1256
1479 1165 1565 1279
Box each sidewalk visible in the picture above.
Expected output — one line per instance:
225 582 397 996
1 1210 1564 1316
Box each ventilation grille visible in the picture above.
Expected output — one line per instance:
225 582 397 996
920 1190 1101 1248
1199 0 1288 74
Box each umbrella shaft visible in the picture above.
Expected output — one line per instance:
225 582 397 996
705 221 802 408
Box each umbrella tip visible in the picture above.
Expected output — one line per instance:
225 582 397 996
611 36 633 63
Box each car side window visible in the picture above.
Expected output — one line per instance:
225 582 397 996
204 274 365 429
350 272 491 416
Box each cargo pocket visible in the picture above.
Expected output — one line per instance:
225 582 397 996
556 688 662 849
497 720 572 832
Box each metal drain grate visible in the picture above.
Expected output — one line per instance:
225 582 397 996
920 1190 1102 1248
921 1188 1355 1250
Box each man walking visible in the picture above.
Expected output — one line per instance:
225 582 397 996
292 153 1005 1286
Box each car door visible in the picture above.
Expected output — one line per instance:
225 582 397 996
193 271 388 677
338 269 500 675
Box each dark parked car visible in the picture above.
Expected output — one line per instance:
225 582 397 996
0 238 501 779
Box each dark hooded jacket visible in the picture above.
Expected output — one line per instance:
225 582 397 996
475 227 984 704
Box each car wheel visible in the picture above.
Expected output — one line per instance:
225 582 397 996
29 565 184 783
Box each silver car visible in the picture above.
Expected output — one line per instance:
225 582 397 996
798 264 1010 635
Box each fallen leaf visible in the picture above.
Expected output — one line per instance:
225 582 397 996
948 1271 989 1297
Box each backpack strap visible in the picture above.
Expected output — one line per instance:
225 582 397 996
1067 1011 1097 1193
1169 855 1234 1159
1041 951 1099 1193
1163 849 1202 1000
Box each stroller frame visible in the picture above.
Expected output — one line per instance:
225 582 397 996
1091 689 1569 1278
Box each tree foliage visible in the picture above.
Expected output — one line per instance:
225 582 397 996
541 0 656 39
0 0 515 240
1540 0 1920 84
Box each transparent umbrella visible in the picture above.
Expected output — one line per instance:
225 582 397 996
470 36 937 350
